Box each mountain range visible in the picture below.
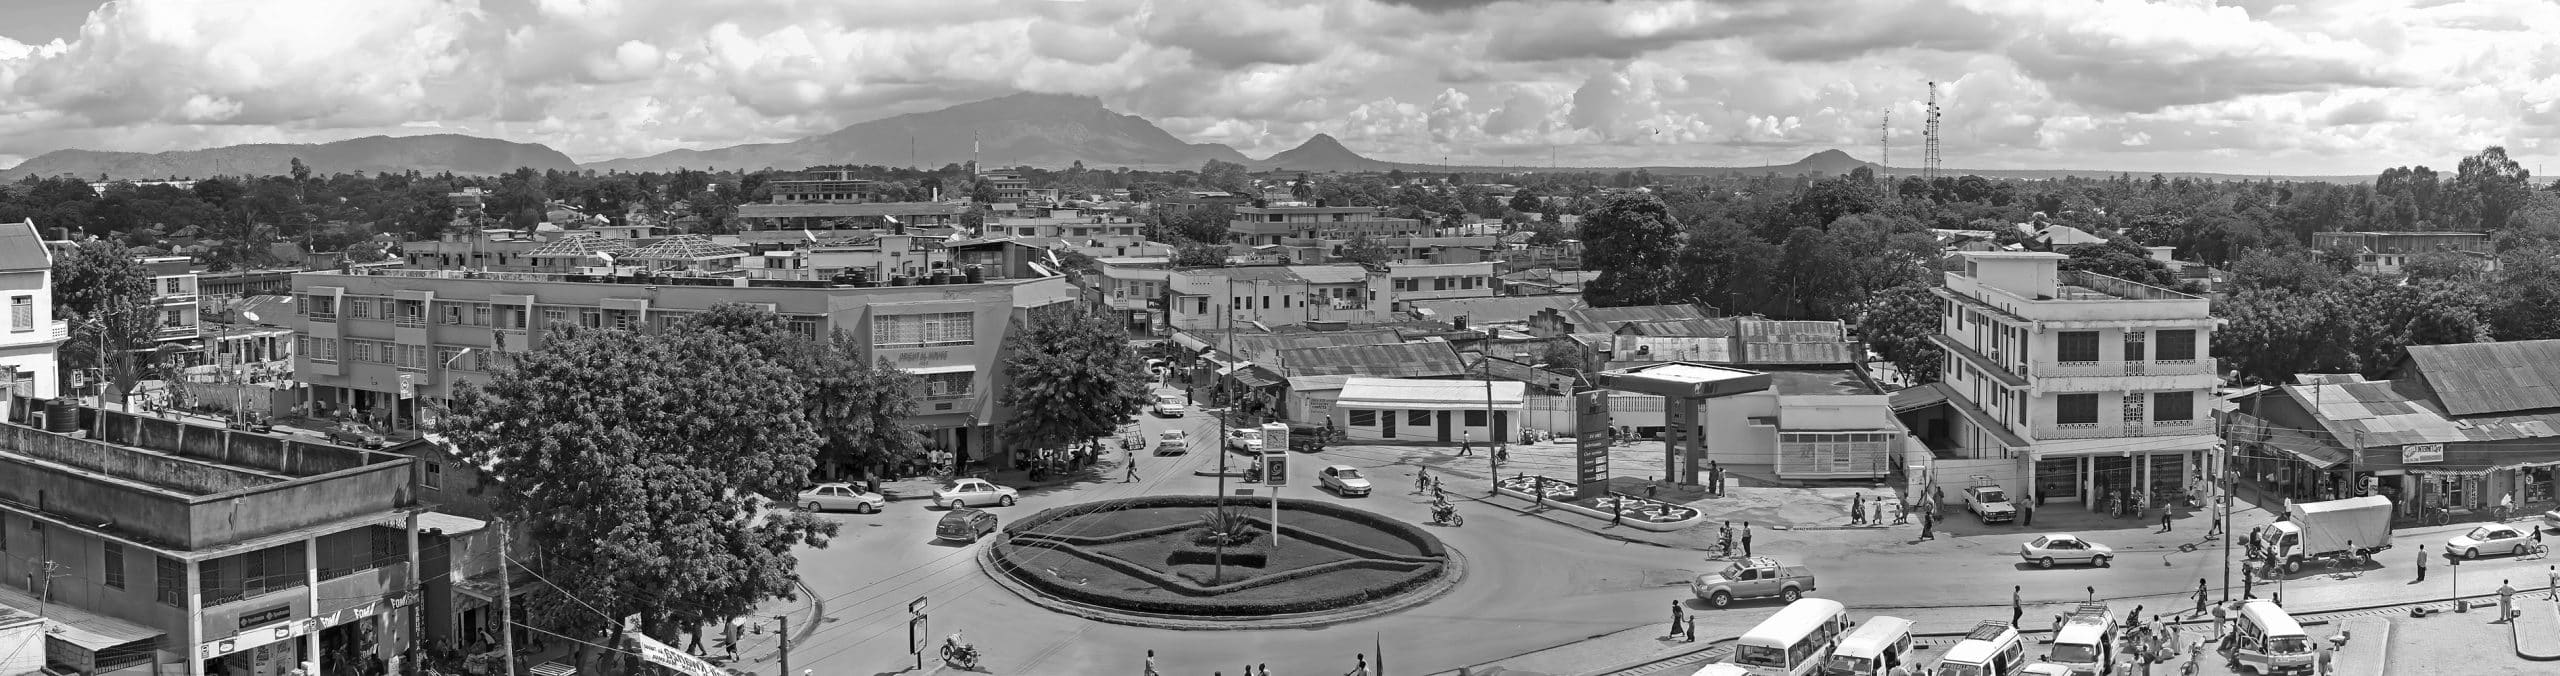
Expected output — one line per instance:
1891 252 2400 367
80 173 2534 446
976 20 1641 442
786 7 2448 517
0 93 2371 182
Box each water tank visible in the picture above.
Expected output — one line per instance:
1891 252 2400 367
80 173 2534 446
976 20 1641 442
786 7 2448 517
850 268 871 285
964 265 985 284
44 399 81 433
892 274 913 287
931 269 952 285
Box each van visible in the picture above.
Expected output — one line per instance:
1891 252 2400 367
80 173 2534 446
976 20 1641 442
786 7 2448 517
1932 621 2027 676
2226 601 2316 676
1821 616 1916 676
1731 598 1853 676
2042 603 2115 676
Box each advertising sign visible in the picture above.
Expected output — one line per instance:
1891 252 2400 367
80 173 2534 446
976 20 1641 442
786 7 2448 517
628 630 725 676
1261 422 1290 455
2402 443 2445 464
397 373 415 400
1264 453 1290 487
199 599 383 661
1573 389 1611 500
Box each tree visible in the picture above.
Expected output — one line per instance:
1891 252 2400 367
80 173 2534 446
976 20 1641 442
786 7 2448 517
2489 242 2560 341
1199 159 1252 194
1336 233 1391 266
2226 246 2341 295
443 317 838 669
1580 194 1686 307
2214 288 2340 384
1855 284 1945 384
2055 239 2179 288
1509 190 1543 214
2446 146 2532 231
52 240 164 407
997 307 1152 452
970 180 999 204
1173 243 1227 267
676 305 926 488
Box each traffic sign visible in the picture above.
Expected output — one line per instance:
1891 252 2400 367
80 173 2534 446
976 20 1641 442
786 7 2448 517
908 616 928 655
908 596 927 616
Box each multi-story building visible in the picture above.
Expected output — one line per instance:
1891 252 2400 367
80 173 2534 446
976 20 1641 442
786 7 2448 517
769 169 883 204
288 256 1076 472
1153 191 1252 217
1164 265 1388 331
1088 259 1171 336
2229 341 2560 519
2311 231 2497 275
977 172 1029 203
734 202 964 231
1 219 66 404
1908 251 2220 509
1225 206 1428 246
988 210 1144 240
141 257 202 355
1382 262 1497 311
0 408 418 676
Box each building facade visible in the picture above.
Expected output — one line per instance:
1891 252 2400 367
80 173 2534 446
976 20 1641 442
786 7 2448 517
2231 341 2560 521
142 257 203 357
1225 206 1428 246
2310 231 2498 275
1921 251 2221 509
1 219 65 404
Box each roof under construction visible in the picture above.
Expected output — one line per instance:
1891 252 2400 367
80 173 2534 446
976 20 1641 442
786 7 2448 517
628 234 748 261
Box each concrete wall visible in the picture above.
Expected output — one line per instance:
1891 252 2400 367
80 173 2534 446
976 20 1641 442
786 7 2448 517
0 422 275 495
0 520 191 639
189 460 410 548
0 619 39 676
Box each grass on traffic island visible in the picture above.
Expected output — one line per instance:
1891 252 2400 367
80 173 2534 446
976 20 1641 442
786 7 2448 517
1494 474 1704 528
988 495 1451 617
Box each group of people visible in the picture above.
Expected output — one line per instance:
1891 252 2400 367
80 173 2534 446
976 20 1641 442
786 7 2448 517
1020 444 1106 481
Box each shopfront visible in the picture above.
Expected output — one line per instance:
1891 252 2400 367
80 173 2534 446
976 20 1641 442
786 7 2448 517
198 599 395 676
2027 434 2220 512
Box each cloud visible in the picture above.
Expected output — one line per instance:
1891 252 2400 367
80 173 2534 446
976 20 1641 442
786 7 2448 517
0 0 2550 175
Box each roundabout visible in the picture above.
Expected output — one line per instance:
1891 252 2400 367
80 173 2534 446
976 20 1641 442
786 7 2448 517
981 495 1462 629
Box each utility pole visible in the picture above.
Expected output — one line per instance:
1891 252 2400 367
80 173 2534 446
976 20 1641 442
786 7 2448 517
1484 357 1499 494
774 614 791 676
1215 304 1231 582
497 519 519 676
36 560 70 624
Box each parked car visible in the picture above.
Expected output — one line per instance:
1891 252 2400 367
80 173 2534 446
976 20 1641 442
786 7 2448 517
936 508 1000 542
1689 556 1817 609
2448 522 2537 559
226 413 274 434
796 483 886 514
2018 533 2115 568
1965 475 2015 524
327 422 386 449
1225 429 1266 454
1318 465 1372 496
2542 509 2560 534
933 478 1019 509
1153 394 1186 417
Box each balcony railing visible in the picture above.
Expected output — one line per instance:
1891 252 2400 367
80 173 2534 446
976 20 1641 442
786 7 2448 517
2035 419 2207 440
2031 359 2218 378
156 324 199 340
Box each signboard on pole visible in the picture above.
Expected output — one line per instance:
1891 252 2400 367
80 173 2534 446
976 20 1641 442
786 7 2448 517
397 373 415 400
1263 453 1290 487
628 629 725 676
1573 389 1611 500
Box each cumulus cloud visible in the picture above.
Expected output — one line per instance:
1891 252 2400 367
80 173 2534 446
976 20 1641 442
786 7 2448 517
0 0 2551 174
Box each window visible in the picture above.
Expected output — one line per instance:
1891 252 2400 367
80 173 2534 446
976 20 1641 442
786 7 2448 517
156 556 183 606
541 308 567 328
398 344 429 369
786 317 821 339
2056 331 2100 362
2152 391 2194 422
2155 330 2197 361
2056 393 2099 425
442 305 463 325
1408 410 1432 426
9 296 29 332
423 461 443 489
1464 410 1486 426
307 295 336 321
579 308 603 328
873 312 975 348
348 297 374 320
164 277 184 295
923 372 974 399
610 310 638 331
349 340 378 364
1349 410 1377 426
103 541 125 589
437 347 473 371
309 338 338 362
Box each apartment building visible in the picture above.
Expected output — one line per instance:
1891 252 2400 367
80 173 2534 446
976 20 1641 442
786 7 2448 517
1 219 65 403
977 172 1029 203
1225 206 1428 246
1087 259 1170 336
770 169 884 204
1383 262 1498 311
2310 231 2498 275
141 257 202 356
288 258 1076 473
1909 251 2220 509
1164 265 1389 331
0 409 418 676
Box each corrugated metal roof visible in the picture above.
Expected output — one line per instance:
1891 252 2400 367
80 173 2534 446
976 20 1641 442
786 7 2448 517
1745 341 1860 365
2399 341 2560 417
1742 319 1849 343
1557 304 1709 328
1888 382 1951 412
738 202 967 218
1225 330 1403 357
1277 342 1466 377
1612 336 1732 363
1289 265 1371 284
1618 318 1737 337
1410 296 1587 324
2280 377 2560 448
0 219 48 271
1286 375 1353 391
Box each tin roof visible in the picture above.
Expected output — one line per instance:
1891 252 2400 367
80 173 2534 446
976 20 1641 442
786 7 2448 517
1277 341 1467 378
0 219 48 271
2396 341 2560 416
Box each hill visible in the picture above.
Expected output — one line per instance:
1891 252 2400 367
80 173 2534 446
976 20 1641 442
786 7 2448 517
0 134 577 180
1256 133 1395 172
585 92 1253 173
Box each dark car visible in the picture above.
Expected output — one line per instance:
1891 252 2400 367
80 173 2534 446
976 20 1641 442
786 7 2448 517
326 422 387 448
936 508 1000 543
226 413 275 434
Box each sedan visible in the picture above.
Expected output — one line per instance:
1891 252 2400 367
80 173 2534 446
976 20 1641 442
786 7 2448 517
933 478 1019 509
796 483 886 514
2542 509 2560 534
936 508 1000 543
1226 429 1266 454
2449 523 2536 559
1153 394 1186 417
1319 465 1372 496
2019 534 2115 568
326 422 387 449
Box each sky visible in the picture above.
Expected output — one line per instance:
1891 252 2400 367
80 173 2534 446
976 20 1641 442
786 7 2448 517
2 0 2557 176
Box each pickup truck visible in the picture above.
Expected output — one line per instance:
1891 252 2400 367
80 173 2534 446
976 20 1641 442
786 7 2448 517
1966 475 2016 524
1690 556 1817 609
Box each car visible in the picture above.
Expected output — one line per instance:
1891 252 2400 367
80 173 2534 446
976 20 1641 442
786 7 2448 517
932 478 1019 509
226 414 274 434
936 508 1000 542
2543 509 2560 534
796 483 886 514
1318 465 1372 496
1688 556 1817 609
1155 429 1191 455
1225 429 1266 454
1153 394 1186 417
2018 533 2115 568
1965 475 2016 523
2448 523 2537 559
326 422 387 449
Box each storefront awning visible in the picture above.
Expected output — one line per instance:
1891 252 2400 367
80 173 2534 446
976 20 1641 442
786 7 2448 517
2260 427 2349 470
416 511 488 536
1173 333 1211 351
905 364 975 375
2031 432 2221 458
1334 377 1525 411
0 587 163 653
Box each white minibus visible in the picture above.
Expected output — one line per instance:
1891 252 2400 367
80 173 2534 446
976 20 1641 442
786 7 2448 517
1730 598 1853 676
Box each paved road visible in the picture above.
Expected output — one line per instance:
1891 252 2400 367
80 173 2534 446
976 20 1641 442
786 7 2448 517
770 388 2560 676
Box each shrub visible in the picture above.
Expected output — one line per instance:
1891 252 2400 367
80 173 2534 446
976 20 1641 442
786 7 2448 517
1193 507 1259 547
990 496 1451 617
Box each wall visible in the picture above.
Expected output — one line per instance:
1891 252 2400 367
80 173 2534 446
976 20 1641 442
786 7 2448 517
0 515 193 634
186 460 412 548
0 619 38 676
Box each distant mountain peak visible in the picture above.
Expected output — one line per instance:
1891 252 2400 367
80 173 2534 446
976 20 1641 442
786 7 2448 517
1800 149 1859 163
1257 133 1386 172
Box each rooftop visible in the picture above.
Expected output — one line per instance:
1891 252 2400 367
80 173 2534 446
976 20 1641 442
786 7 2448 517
1276 341 1467 378
737 202 968 218
0 218 49 270
303 264 1052 290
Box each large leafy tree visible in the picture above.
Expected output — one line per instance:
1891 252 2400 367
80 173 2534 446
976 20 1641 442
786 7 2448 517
678 305 926 486
2213 288 2340 384
443 315 839 668
52 240 165 407
2489 242 2560 341
1855 284 1946 385
1580 194 1686 307
2056 239 2181 289
998 306 1151 452
1336 233 1392 266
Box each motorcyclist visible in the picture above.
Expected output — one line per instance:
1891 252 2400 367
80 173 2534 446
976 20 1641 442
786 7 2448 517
944 630 968 656
1431 496 1455 522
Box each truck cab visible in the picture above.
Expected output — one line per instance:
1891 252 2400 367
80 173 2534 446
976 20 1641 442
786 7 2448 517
1966 475 2016 524
1690 556 1818 609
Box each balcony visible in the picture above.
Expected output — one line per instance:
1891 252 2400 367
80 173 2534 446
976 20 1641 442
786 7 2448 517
493 329 529 353
2031 359 2218 378
2034 418 2209 440
156 324 200 340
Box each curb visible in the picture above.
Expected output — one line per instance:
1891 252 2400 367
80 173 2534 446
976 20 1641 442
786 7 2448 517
1456 491 1694 551
973 529 1470 632
790 579 824 647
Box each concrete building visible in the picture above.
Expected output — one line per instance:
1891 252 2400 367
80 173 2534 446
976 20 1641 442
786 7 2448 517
1903 250 2221 510
1324 377 1526 446
0 409 418 676
141 257 203 357
1164 265 1389 331
977 172 1029 203
2 220 66 406
1087 259 1170 336
769 169 883 204
1382 262 1498 311
1225 206 1428 246
1526 305 1713 339
2311 231 2498 275
288 256 1076 472
735 202 965 231
2229 341 2560 520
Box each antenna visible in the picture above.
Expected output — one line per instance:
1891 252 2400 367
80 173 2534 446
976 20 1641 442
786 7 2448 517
1923 82 1944 182
1880 107 1892 187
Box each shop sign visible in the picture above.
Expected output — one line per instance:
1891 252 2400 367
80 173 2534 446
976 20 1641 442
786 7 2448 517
2402 444 2444 464
628 629 724 676
199 599 384 661
894 350 953 365
1573 390 1611 500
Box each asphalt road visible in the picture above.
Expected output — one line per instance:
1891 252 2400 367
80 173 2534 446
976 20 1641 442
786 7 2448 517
767 389 2560 676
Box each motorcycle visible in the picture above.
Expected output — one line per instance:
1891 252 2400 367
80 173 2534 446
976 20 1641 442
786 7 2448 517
1244 464 1264 483
940 640 981 670
1431 503 1464 527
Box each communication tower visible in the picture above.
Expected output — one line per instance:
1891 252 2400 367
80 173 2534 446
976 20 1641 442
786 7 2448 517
1879 108 1891 185
1923 82 1944 181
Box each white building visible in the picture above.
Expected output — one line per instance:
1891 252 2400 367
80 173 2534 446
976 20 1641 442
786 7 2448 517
0 219 66 406
1910 251 2220 509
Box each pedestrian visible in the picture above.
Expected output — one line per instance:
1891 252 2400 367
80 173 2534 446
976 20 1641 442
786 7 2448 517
2242 562 2257 599
2501 579 2518 621
1125 451 1141 482
1720 521 1735 557
2209 511 2223 538
2023 500 2034 527
1742 522 1755 557
2211 601 2229 641
2194 579 2209 616
1671 599 1686 636
1852 493 1865 524
1686 614 1698 642
2087 586 2096 603
1647 481 1660 500
2549 565 2557 601
725 617 742 661
684 624 707 656
2160 506 2173 532
1261 664 1270 676
1871 500 1884 526
1710 461 1723 495
1348 653 1370 676
1920 511 1935 540
1416 466 1430 494
2416 544 2428 582
1458 431 1473 457
2011 586 2024 627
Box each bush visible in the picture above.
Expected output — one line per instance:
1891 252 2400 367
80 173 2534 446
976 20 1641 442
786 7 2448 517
1169 541 1271 570
991 496 1450 617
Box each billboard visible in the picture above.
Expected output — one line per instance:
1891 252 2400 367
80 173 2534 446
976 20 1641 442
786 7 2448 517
1573 389 1611 500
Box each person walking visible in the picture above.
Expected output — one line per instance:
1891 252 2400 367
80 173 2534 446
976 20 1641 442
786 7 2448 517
1920 510 1935 540
2087 586 2096 603
2023 500 2035 527
1458 431 1474 457
1710 461 1723 495
2194 579 2209 616
2160 505 2174 533
1125 450 1141 482
2501 580 2519 621
1145 649 1160 676
2210 601 2229 642
1742 522 1755 558
2416 545 2428 582
1415 466 1430 494
1671 599 1686 637
1871 500 1884 526
1347 653 1370 676
2548 565 2557 601
2242 562 2257 599
1851 493 1865 525
2011 586 2024 626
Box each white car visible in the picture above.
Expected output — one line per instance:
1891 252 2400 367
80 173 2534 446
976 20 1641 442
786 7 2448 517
2448 523 2536 559
1153 394 1186 417
2542 509 2560 534
2019 534 2115 568
1225 429 1266 454
796 483 886 514
1319 465 1372 496
933 478 1020 509
1155 429 1191 455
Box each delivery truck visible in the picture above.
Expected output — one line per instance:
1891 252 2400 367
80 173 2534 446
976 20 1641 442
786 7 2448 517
2258 495 2395 573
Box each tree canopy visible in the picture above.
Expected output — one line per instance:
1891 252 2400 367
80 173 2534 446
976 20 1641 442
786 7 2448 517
997 307 1152 451
1579 194 1687 307
50 239 165 405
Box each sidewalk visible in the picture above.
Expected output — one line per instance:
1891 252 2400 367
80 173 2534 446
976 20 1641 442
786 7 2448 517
508 581 826 676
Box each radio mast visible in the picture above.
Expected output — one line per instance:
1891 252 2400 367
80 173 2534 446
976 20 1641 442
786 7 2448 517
1879 108 1892 186
1923 82 1944 181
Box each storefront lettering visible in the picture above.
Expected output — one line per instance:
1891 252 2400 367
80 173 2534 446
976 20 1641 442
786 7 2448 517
199 599 383 660
2402 443 2444 464
895 350 952 364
